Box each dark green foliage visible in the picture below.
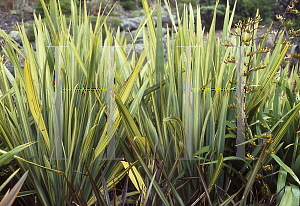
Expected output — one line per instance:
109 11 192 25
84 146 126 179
179 0 199 7
178 1 225 31
88 16 122 30
35 0 80 18
193 4 226 30
219 0 275 25
25 26 35 42
35 0 49 18
243 0 274 24
288 15 300 31
120 0 134 10
199 0 216 6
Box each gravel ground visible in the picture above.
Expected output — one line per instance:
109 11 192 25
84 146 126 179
0 11 22 34
0 11 32 77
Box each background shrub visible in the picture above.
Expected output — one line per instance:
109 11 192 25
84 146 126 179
120 0 133 10
35 0 80 18
219 0 275 25
195 4 226 30
179 0 199 7
131 9 144 17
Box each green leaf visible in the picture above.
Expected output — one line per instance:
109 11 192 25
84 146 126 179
155 0 165 81
115 92 142 138
271 154 300 185
278 82 296 108
209 153 223 190
193 145 210 157
276 169 287 204
267 103 300 160
291 184 300 206
0 143 34 167
279 186 293 206
246 32 289 119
